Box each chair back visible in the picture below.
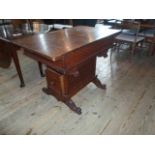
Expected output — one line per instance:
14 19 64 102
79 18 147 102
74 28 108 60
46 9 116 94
32 22 49 33
121 21 141 43
121 20 141 34
112 20 123 29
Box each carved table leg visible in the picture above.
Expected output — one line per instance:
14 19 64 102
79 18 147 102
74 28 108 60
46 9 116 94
64 99 82 115
38 61 45 77
12 51 25 87
93 77 106 89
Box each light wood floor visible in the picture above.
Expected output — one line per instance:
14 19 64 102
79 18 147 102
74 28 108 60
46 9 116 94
0 49 155 135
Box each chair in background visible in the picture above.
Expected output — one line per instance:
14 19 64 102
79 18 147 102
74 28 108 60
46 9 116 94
43 19 73 30
72 19 97 27
148 34 155 55
112 19 123 29
114 20 145 54
138 25 155 56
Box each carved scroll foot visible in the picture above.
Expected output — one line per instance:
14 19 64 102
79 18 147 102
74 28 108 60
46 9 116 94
93 77 106 89
42 88 81 114
42 87 51 95
65 99 82 115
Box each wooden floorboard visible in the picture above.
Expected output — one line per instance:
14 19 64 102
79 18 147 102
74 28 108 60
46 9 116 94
0 49 155 134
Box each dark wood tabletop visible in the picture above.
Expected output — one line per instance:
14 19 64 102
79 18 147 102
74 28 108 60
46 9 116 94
11 26 120 61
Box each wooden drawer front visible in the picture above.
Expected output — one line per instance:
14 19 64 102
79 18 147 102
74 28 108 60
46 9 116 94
67 57 96 96
46 68 65 98
64 36 113 69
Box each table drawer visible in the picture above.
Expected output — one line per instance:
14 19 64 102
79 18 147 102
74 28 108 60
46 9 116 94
46 57 96 99
46 68 65 98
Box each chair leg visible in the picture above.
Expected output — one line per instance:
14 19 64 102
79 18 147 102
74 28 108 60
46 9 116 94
38 62 45 77
152 45 155 55
116 43 121 53
149 43 155 56
131 43 136 55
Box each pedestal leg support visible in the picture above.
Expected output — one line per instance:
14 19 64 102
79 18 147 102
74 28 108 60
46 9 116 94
12 51 25 87
64 99 82 115
42 87 82 114
93 77 106 89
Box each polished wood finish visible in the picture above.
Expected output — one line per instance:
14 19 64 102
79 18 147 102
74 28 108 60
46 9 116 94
1 26 120 114
12 26 119 61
